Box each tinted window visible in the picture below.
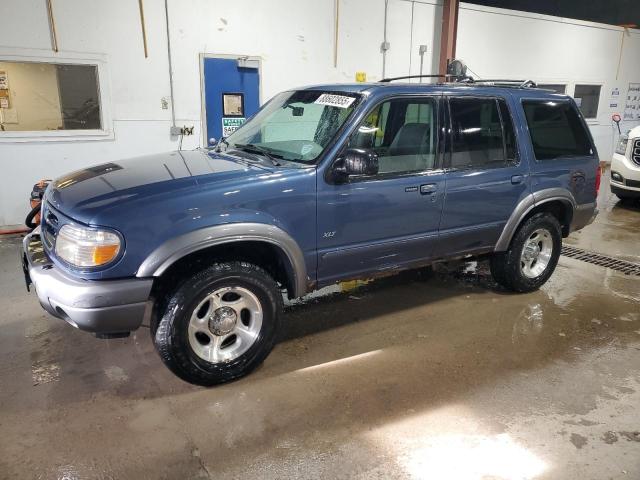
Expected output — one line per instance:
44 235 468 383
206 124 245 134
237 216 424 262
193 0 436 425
0 61 101 131
449 97 506 169
522 100 593 160
348 97 437 175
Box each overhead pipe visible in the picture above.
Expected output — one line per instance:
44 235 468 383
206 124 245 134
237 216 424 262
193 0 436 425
138 0 149 58
381 0 390 78
45 0 59 52
164 0 177 132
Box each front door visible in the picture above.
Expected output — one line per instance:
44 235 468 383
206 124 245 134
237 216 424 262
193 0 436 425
317 95 445 286
202 56 260 144
437 95 530 256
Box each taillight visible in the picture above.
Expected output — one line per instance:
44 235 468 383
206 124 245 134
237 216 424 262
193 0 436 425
595 164 602 197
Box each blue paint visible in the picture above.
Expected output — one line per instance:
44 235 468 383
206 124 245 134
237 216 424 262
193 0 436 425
203 57 260 142
42 82 599 287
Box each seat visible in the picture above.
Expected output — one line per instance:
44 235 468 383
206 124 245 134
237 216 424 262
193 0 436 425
388 122 430 156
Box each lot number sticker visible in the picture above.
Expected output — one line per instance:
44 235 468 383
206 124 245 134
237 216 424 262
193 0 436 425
222 117 245 136
314 93 356 109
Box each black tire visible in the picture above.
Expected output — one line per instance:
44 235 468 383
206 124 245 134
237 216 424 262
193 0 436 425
153 261 282 386
490 213 562 293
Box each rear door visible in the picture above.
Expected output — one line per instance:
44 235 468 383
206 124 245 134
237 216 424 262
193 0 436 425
437 94 530 256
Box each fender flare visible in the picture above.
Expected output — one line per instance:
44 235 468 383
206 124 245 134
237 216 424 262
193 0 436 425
137 223 308 298
494 188 576 252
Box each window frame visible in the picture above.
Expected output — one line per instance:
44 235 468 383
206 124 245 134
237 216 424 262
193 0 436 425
444 94 519 172
520 98 596 162
0 48 113 143
335 93 444 183
572 83 603 121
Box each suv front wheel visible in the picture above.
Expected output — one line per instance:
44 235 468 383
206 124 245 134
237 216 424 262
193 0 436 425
490 212 562 293
153 261 282 386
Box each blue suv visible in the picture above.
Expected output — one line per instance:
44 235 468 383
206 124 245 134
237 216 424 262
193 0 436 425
22 80 600 385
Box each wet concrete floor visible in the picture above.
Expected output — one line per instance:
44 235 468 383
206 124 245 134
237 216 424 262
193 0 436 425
0 173 639 479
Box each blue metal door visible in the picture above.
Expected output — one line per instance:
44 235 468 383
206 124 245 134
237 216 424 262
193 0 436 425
203 57 260 144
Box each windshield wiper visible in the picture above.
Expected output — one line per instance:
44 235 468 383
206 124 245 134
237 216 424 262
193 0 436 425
214 137 229 152
232 143 282 166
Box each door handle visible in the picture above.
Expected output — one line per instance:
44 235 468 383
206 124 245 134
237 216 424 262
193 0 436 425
420 184 437 195
511 175 524 185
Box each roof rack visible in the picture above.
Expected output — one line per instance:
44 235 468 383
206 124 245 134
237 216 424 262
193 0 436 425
456 78 537 88
379 75 537 89
380 74 452 82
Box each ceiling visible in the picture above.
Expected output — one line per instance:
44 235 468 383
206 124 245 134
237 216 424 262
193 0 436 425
464 0 639 29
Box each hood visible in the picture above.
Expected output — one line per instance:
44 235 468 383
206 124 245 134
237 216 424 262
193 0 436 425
628 125 640 139
46 149 271 224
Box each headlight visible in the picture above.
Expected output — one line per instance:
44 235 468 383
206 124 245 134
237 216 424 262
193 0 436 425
55 224 122 267
615 134 628 156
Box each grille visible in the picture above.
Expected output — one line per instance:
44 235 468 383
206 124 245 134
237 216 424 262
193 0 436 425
633 138 640 166
41 202 60 252
562 245 640 276
627 178 640 188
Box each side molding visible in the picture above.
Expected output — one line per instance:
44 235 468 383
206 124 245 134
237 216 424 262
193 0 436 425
137 223 308 298
494 189 576 252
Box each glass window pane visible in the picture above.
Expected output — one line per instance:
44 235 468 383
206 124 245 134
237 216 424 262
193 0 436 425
449 97 506 169
522 100 593 160
538 84 566 94
227 90 359 162
348 97 437 175
573 84 601 119
0 61 101 132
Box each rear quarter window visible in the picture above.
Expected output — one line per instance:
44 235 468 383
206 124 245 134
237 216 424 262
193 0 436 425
522 100 593 160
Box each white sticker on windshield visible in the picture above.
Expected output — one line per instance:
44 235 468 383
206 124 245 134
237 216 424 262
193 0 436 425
314 93 356 109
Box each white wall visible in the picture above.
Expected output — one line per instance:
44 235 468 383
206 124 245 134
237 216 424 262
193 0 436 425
0 0 639 226
457 3 640 160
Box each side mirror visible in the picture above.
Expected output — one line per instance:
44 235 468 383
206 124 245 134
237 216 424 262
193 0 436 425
333 148 379 182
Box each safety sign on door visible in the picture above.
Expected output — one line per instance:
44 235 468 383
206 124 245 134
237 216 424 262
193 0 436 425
222 117 245 137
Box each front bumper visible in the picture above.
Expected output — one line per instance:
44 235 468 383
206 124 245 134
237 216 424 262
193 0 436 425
22 227 153 334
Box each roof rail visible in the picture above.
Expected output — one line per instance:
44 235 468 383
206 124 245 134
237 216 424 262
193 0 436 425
379 72 538 89
456 78 537 88
380 74 451 83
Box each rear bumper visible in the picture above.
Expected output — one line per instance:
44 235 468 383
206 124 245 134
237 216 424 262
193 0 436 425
611 184 640 198
570 202 598 232
22 227 153 334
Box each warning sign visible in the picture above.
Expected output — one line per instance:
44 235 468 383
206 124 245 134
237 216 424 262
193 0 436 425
222 117 245 137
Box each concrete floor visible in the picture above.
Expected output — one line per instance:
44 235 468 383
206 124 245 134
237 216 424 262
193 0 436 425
1 174 639 480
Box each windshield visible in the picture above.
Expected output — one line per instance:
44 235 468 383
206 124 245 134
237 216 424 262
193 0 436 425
224 90 361 164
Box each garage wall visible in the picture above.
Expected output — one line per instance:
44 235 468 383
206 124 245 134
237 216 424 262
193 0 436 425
0 0 441 226
0 0 639 226
457 3 640 164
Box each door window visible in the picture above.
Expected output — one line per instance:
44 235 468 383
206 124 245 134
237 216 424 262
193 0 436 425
522 100 593 160
348 97 438 175
449 97 510 169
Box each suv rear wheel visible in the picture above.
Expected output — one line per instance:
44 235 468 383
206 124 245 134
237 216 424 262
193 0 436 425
153 261 282 386
490 212 562 293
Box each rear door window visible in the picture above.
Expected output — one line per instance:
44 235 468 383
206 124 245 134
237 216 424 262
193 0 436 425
522 100 593 160
448 97 509 169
